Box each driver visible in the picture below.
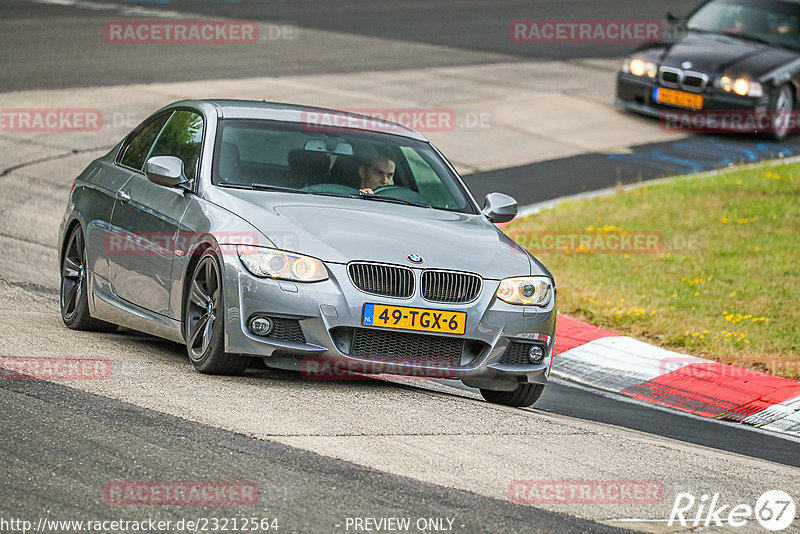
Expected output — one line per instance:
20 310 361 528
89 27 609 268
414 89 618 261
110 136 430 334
730 9 766 34
358 148 395 194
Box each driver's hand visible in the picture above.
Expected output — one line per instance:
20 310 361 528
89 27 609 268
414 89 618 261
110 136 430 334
359 188 374 195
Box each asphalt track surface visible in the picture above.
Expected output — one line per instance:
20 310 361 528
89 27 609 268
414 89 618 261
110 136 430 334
1 376 626 533
465 135 800 205
8 0 800 205
2 1 800 532
2 0 700 91
113 0 702 60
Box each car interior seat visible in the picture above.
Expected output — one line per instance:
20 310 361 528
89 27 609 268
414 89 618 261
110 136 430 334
327 155 361 190
287 149 331 188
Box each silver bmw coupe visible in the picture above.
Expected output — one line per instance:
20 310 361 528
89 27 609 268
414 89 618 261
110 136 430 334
59 99 556 407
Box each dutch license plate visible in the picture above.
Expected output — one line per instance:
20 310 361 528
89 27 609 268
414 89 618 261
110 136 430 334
362 304 466 335
654 87 703 110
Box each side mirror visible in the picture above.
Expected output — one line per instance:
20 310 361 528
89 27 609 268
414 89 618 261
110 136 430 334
144 156 189 188
666 12 681 24
482 192 517 224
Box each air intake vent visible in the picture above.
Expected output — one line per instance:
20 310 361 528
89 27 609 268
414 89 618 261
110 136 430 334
267 317 306 344
350 328 463 367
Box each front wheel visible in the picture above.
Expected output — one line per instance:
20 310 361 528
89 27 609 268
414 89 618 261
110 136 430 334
769 84 794 142
184 250 247 375
480 383 545 408
60 226 117 332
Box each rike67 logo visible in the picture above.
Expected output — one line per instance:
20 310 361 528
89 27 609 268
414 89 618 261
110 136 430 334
669 490 796 531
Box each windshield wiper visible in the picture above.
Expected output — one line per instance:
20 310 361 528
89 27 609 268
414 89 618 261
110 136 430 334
217 182 309 194
250 183 308 193
357 193 431 208
306 191 360 199
217 182 256 190
688 27 778 47
219 182 431 207
732 33 776 47
686 27 721 35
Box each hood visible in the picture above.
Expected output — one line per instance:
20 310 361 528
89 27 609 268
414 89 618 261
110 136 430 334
205 188 543 280
650 31 795 78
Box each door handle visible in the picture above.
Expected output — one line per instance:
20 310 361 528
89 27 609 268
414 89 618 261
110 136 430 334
117 189 131 202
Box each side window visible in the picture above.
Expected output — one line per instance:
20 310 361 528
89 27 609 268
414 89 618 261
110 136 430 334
119 114 171 171
148 111 204 180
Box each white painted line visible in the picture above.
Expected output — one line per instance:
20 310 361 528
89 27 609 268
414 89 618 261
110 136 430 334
34 0 196 18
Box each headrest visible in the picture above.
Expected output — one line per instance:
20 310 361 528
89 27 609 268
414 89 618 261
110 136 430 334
288 149 331 177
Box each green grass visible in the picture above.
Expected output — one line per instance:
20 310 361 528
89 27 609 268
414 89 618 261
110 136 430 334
505 160 800 380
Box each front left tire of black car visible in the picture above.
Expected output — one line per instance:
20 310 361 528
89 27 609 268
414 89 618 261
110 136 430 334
770 83 794 142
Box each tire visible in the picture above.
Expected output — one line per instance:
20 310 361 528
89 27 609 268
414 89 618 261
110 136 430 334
184 249 247 375
769 84 794 142
60 226 117 332
480 383 545 408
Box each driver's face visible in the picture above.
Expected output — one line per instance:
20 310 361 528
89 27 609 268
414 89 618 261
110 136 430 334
360 158 395 190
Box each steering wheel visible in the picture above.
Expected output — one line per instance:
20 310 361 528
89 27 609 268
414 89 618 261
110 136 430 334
372 185 401 194
302 183 360 195
372 185 430 205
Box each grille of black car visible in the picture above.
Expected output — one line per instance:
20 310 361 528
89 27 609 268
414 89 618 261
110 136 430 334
349 328 463 367
266 317 306 344
421 270 482 303
348 262 414 298
660 69 680 86
682 74 706 91
658 67 708 93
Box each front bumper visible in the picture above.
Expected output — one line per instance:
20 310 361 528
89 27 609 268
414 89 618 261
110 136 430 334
616 72 770 125
219 246 556 390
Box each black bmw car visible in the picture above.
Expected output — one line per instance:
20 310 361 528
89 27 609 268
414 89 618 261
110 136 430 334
616 0 800 140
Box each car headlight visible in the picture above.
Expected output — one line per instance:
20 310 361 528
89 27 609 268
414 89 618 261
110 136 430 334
496 277 553 306
624 58 657 79
716 75 763 97
237 246 328 282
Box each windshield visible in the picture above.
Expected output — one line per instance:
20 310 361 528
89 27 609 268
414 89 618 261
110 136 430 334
212 118 476 214
687 0 800 50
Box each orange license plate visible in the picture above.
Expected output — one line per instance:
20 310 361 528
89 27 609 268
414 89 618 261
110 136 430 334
654 87 703 110
362 304 466 335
